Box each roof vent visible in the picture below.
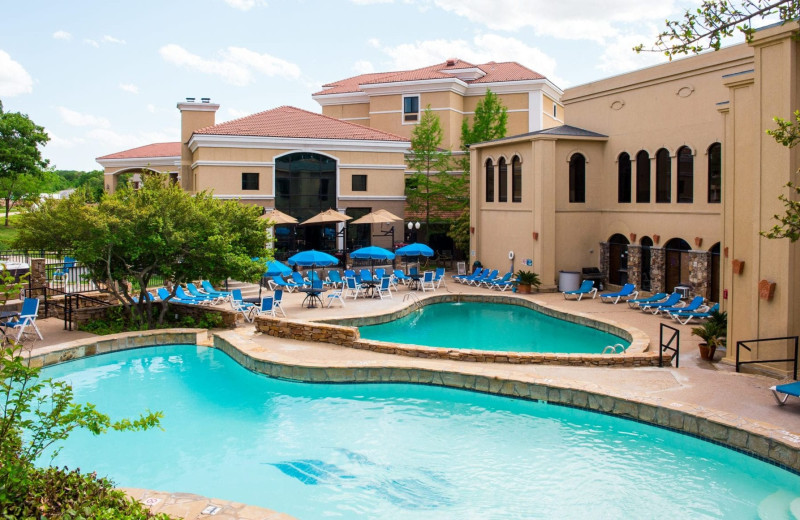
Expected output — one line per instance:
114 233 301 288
201 97 211 103
446 59 456 67
186 97 196 102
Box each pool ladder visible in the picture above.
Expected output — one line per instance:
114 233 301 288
602 344 627 354
403 292 422 310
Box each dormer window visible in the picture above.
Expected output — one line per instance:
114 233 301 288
403 95 419 122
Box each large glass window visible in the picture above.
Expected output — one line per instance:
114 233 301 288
498 157 508 203
636 150 650 203
274 152 337 221
569 153 586 203
511 156 522 203
485 159 494 202
655 148 671 203
618 152 631 203
242 172 259 190
677 146 694 203
708 142 722 203
403 95 419 122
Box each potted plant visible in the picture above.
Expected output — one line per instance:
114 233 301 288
691 310 727 361
513 270 541 294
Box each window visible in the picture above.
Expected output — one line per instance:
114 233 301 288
655 148 671 203
636 150 650 203
403 95 419 122
242 172 259 190
498 157 508 202
169 172 179 185
553 103 557 118
352 174 367 192
512 156 522 203
569 153 586 203
617 152 631 203
677 146 694 203
485 159 494 202
708 142 722 203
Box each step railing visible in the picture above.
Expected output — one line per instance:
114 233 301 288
659 323 680 367
736 336 799 380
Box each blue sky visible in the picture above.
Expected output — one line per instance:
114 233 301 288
1 0 716 171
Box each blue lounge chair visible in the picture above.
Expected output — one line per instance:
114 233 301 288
272 289 286 317
175 286 213 304
639 292 682 313
131 291 158 304
268 275 299 292
253 296 275 318
230 289 256 322
375 277 393 299
670 302 720 325
488 271 513 290
627 292 668 309
771 381 800 405
656 295 705 316
1 297 42 341
393 269 411 285
201 280 232 299
454 267 483 284
375 268 386 280
157 287 199 305
53 256 76 282
563 280 597 300
291 272 311 287
421 271 436 292
471 269 497 286
187 283 225 304
359 269 376 284
434 267 446 288
600 283 638 304
327 270 344 288
344 277 363 299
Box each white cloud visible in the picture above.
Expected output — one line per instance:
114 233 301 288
0 50 33 97
352 60 375 74
57 107 111 128
102 35 126 45
372 34 565 87
52 30 72 41
596 29 671 77
146 104 156 113
88 128 175 151
223 0 266 10
225 107 252 120
159 44 301 86
48 132 85 149
84 38 99 48
119 83 139 94
350 0 394 4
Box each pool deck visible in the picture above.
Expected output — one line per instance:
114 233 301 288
24 280 800 519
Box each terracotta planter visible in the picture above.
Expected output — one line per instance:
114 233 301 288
517 284 532 294
698 343 717 361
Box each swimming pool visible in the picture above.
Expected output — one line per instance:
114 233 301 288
358 302 627 353
39 344 800 519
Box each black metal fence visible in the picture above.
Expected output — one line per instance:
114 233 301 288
0 249 68 264
660 323 680 368
736 336 799 380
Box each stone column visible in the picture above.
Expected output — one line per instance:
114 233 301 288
650 247 666 294
627 245 642 288
688 250 711 299
599 242 609 287
28 258 47 298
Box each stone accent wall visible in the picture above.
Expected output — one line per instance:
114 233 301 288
627 245 642 288
255 317 358 346
650 247 666 293
688 250 711 300
599 242 610 287
28 258 47 297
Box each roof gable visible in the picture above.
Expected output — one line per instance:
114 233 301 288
96 142 180 160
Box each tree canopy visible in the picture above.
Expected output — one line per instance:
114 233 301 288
14 173 269 327
635 0 799 58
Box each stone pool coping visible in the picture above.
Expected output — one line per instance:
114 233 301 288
26 328 800 477
255 293 658 367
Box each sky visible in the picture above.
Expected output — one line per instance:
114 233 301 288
1 0 721 171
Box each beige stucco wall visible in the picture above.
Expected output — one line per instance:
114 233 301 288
322 103 370 123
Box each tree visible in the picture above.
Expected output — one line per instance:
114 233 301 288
634 0 799 58
405 106 457 241
0 101 49 226
763 110 800 241
14 173 269 328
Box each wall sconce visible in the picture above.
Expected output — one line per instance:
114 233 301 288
470 226 475 234
532 232 539 240
105 184 110 190
759 279 776 301
694 237 703 248
653 234 660 244
629 233 636 242
732 259 745 275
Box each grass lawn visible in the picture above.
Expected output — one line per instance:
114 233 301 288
0 213 22 249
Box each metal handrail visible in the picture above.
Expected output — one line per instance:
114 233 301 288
736 336 799 380
659 323 680 368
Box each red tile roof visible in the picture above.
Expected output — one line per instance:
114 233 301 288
195 105 408 142
96 142 180 160
315 60 546 96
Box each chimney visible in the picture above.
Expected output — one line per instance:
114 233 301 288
177 98 220 192
446 58 456 67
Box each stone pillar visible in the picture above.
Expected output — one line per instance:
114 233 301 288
627 245 642 288
599 242 609 286
650 247 666 294
688 250 711 300
28 258 47 297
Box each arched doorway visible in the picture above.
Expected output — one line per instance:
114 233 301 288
274 152 337 251
664 238 691 292
608 234 630 285
640 236 653 292
710 242 721 302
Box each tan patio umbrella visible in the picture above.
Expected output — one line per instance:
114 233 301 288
349 209 402 225
260 209 298 225
299 208 352 225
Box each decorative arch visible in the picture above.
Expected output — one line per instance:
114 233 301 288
608 233 630 286
664 238 691 292
565 149 590 163
569 153 586 203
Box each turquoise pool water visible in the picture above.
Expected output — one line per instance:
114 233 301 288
40 345 800 519
358 302 627 353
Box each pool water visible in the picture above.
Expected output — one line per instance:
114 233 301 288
358 302 627 353
40 345 800 519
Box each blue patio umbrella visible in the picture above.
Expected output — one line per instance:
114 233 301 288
350 246 395 276
287 249 339 267
395 242 434 274
263 260 292 277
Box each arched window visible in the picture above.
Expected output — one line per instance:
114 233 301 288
655 148 671 203
608 233 630 285
677 146 693 203
485 158 494 202
636 150 650 203
664 238 691 293
708 143 721 203
511 155 522 203
498 157 508 202
618 152 631 203
569 153 586 203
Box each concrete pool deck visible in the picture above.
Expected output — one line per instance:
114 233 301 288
23 281 800 519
